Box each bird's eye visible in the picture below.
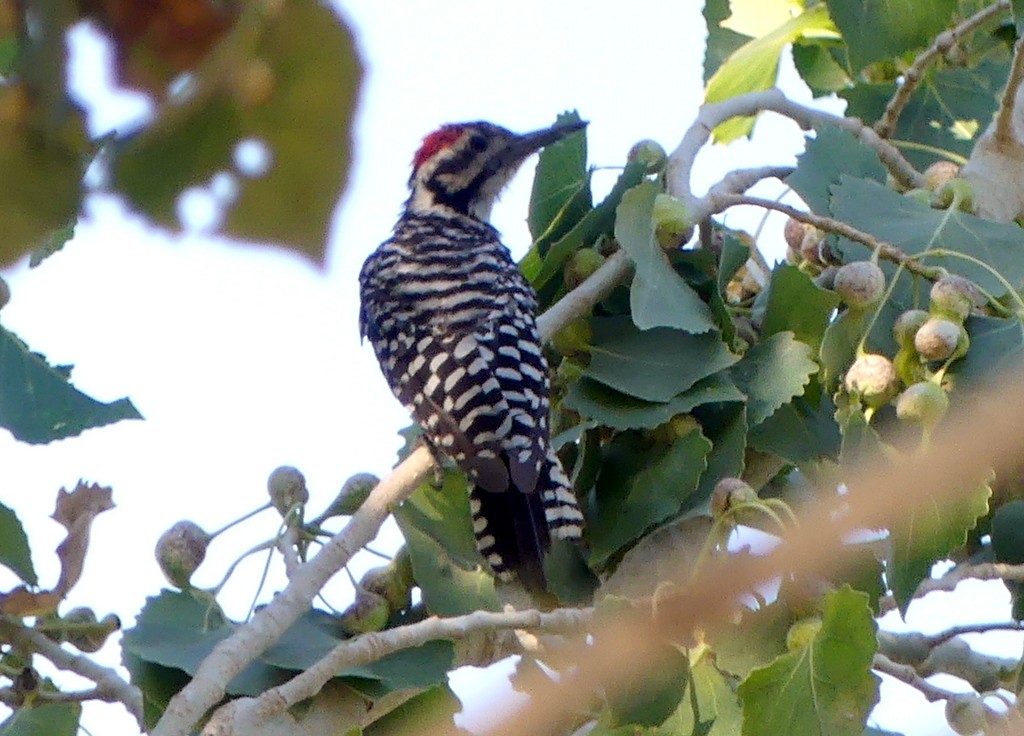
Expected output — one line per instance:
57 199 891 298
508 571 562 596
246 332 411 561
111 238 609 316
468 134 488 152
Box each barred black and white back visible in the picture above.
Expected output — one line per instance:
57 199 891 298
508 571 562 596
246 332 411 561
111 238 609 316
358 120 586 590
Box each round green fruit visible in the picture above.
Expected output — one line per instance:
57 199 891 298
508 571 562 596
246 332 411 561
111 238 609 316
268 465 309 515
944 693 986 736
785 616 822 652
627 139 668 174
844 354 899 408
923 160 961 191
652 193 693 249
930 275 980 323
710 477 757 518
834 261 886 309
895 382 949 427
564 248 606 290
340 590 391 635
324 473 380 517
156 521 210 589
914 317 961 361
892 309 929 349
552 318 592 356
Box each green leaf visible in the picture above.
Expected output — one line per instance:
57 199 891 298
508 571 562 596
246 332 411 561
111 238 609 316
122 651 191 730
543 539 600 607
363 684 469 736
748 393 842 464
888 479 991 614
950 316 1024 389
737 587 880 736
693 402 748 507
661 654 743 736
122 590 289 696
113 0 361 264
840 62 1005 168
0 325 142 444
761 265 841 354
339 639 453 696
703 0 752 83
615 181 717 333
528 161 646 289
0 111 85 269
585 317 738 403
832 176 1024 295
393 473 500 616
825 0 957 71
0 502 35 585
608 644 689 728
708 601 792 680
0 702 80 736
730 332 818 427
787 126 886 217
792 40 853 96
706 5 839 142
820 308 868 390
564 373 745 430
527 111 590 245
588 430 712 567
1015 0 1024 37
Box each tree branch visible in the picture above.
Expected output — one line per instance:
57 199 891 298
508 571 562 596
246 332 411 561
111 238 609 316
875 1 1011 138
873 653 958 702
3 624 143 726
212 607 592 732
996 36 1024 143
665 89 925 204
710 193 943 278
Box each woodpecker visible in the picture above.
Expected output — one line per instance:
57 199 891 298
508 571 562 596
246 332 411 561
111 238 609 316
358 120 586 590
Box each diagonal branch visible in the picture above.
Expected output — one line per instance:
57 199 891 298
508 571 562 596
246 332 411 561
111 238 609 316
875 1 1011 139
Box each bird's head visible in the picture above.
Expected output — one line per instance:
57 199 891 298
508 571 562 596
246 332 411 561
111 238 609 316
406 119 587 221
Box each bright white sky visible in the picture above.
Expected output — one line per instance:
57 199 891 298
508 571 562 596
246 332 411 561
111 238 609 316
0 1 1016 734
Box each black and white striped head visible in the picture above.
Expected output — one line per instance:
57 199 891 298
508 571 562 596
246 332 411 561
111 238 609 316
406 120 586 221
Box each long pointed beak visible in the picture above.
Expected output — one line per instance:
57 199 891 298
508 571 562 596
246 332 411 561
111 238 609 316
506 119 588 162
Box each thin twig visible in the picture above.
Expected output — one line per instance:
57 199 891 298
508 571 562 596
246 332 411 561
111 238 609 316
875 1 1011 138
0 685 107 707
225 607 592 727
915 561 1024 596
996 36 1024 143
710 193 941 278
873 653 959 702
2 624 143 726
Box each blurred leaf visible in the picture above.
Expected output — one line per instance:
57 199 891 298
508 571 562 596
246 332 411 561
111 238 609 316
761 265 841 355
599 516 713 599
889 479 991 614
0 325 142 444
51 482 115 598
833 176 1024 295
706 5 839 142
730 332 818 427
1015 0 1024 37
527 161 646 289
28 223 75 267
363 684 468 736
543 539 599 607
820 308 867 390
661 654 742 735
113 0 361 263
792 40 853 95
122 590 290 696
737 586 879 736
585 317 738 403
122 651 191 730
564 373 744 430
840 62 1004 168
787 126 885 217
0 114 85 269
615 181 717 333
693 402 748 505
708 600 792 679
703 0 752 83
748 393 842 464
0 702 80 735
528 111 590 246
0 502 35 585
950 316 1024 389
588 430 712 567
608 644 689 728
825 0 956 71
393 473 500 616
